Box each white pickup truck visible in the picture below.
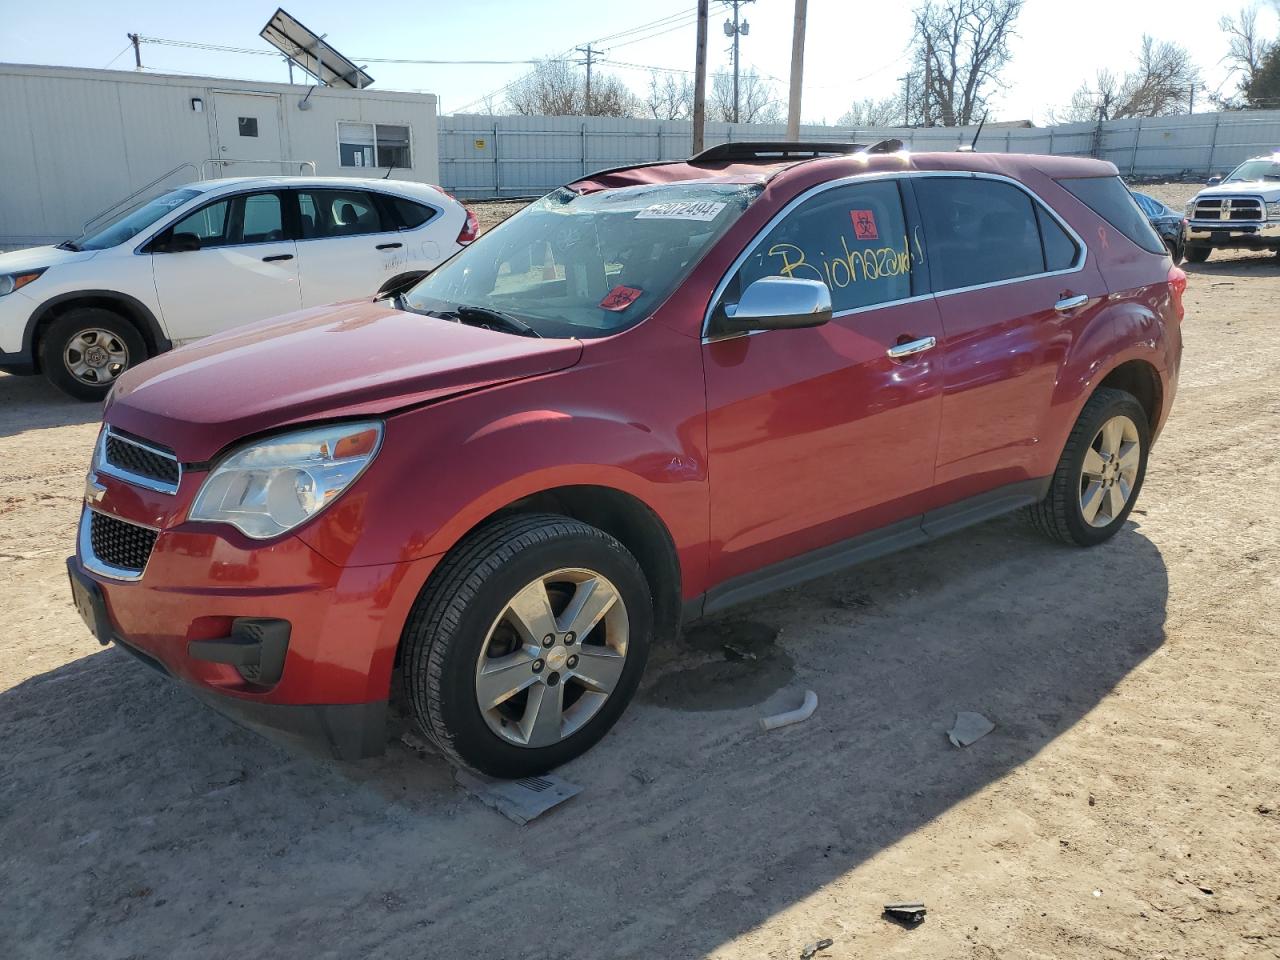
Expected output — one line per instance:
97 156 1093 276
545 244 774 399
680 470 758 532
1183 154 1280 263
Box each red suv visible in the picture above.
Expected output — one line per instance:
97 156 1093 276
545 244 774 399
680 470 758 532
68 142 1184 777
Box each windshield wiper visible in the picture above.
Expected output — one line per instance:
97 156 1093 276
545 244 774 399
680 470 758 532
454 305 542 338
57 239 82 251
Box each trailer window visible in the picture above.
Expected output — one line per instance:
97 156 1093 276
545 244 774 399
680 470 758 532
339 122 412 170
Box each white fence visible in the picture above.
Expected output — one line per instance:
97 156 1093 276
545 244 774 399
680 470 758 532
439 110 1280 199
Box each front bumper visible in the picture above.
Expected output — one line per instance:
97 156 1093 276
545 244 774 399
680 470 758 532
1185 219 1280 248
70 494 439 760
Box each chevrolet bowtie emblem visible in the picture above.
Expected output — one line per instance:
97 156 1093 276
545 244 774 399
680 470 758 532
84 477 107 504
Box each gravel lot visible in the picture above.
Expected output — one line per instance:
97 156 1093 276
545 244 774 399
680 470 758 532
2 182 1277 960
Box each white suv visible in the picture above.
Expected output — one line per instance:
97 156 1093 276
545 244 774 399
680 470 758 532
0 176 476 400
1183 153 1280 263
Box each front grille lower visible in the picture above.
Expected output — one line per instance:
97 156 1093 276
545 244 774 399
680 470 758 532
1193 197 1264 222
102 430 181 492
89 511 158 573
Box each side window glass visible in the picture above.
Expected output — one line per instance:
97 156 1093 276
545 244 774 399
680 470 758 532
915 178 1045 291
170 199 231 248
239 193 284 244
1035 204 1079 273
296 190 387 238
730 180 913 313
388 196 437 229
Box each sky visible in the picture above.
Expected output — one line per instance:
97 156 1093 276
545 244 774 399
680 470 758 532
0 0 1272 124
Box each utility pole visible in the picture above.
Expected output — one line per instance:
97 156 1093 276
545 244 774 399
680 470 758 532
922 33 932 127
576 43 602 114
900 73 912 126
1188 82 1195 114
785 0 807 141
128 33 142 70
723 0 753 124
693 0 709 153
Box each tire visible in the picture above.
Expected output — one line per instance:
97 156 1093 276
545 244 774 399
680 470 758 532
1184 245 1210 263
1026 387 1151 547
38 308 146 402
401 513 653 778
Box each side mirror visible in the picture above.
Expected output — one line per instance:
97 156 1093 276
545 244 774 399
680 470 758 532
725 277 832 331
1206 176 1222 187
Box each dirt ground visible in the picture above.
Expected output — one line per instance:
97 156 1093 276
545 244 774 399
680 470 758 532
2 182 1278 960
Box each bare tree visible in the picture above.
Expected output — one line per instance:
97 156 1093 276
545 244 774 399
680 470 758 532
1214 5 1276 108
506 58 641 117
645 71 693 120
710 69 782 123
839 95 905 128
1060 36 1202 121
908 0 1024 126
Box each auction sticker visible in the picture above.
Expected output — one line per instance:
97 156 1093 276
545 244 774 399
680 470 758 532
600 285 643 311
636 201 727 221
850 209 879 240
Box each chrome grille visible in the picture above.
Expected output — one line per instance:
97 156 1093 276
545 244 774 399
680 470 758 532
99 428 181 494
1193 196 1264 222
89 511 158 573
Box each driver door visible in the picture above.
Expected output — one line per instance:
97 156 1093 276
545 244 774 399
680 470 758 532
702 178 944 589
150 190 300 342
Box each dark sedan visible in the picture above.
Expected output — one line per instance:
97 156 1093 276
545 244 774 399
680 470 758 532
1133 191 1186 261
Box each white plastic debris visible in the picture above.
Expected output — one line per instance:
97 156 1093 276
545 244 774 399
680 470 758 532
454 769 581 825
759 690 819 732
947 711 995 747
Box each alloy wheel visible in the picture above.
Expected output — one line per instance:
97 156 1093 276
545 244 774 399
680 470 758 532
474 568 629 748
1079 414 1141 528
64 329 129 385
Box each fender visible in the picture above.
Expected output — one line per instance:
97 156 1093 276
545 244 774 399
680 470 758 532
24 289 172 362
1038 281 1173 475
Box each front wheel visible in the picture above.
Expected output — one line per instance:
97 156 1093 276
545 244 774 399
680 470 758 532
1026 388 1150 546
401 514 653 778
39 308 146 402
1183 244 1210 264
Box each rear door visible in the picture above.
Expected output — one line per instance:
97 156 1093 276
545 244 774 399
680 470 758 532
911 174 1106 500
703 177 945 586
292 188 414 306
150 190 300 341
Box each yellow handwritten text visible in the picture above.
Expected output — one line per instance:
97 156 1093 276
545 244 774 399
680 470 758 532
766 233 913 291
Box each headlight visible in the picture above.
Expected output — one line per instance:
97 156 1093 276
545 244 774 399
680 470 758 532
1268 201 1280 221
190 421 383 539
1183 200 1196 217
0 269 45 297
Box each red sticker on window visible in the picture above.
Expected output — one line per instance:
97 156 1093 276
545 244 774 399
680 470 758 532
600 285 643 311
850 209 879 240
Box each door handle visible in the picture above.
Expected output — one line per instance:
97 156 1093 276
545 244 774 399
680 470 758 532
886 336 937 360
376 242 403 250
1054 293 1089 312
262 254 294 262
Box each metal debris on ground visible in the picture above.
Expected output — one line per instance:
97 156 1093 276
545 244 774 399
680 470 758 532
799 936 834 958
759 689 819 731
947 711 995 747
722 641 758 661
454 769 581 825
883 902 927 928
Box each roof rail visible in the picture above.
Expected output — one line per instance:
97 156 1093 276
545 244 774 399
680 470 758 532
690 141 867 164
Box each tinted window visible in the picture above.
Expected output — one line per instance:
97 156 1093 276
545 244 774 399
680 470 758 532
297 190 388 238
171 199 232 247
915 178 1046 291
1058 176 1165 255
730 180 912 313
1035 204 1079 272
388 196 437 229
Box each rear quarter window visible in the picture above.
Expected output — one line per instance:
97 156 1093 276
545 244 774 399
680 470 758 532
1058 176 1166 255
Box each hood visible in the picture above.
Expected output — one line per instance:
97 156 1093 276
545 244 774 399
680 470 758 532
1197 180 1280 201
106 300 583 462
0 244 100 273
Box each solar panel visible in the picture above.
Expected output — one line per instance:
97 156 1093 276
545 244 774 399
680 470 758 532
259 7 373 89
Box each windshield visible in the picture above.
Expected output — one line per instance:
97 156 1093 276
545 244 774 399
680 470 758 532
72 188 202 250
1225 159 1280 183
404 181 762 337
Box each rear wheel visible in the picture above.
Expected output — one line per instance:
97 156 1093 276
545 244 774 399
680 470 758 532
400 513 652 778
1183 244 1210 263
39 308 146 402
1026 388 1150 546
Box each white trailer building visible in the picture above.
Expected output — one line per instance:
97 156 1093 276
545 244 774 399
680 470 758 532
0 62 440 248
